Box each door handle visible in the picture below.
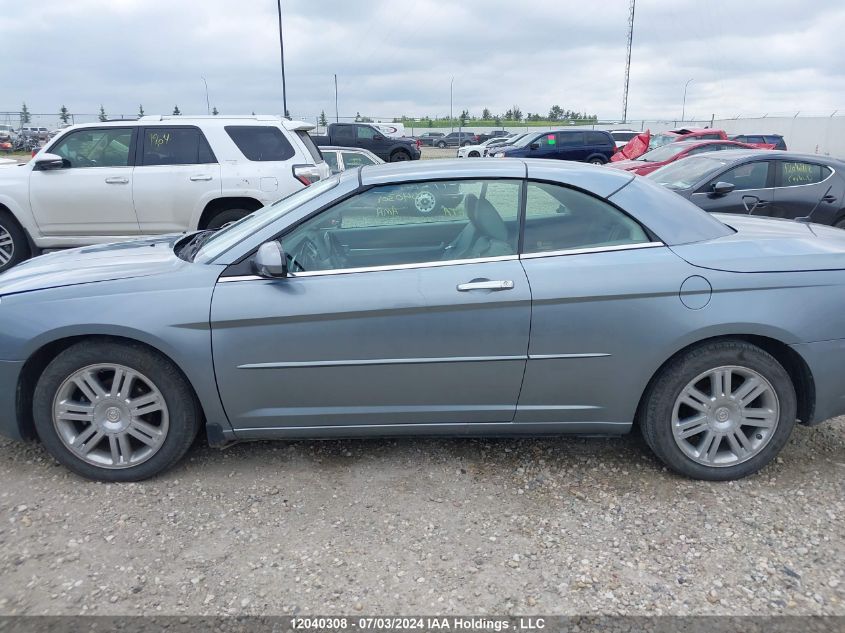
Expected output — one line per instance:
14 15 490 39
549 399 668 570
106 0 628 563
822 194 837 203
754 200 769 208
457 280 514 291
104 177 129 184
190 175 213 181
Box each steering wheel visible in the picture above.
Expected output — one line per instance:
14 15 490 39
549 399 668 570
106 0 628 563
290 230 341 272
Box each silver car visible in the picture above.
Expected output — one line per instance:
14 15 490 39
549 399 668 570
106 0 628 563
1 159 844 482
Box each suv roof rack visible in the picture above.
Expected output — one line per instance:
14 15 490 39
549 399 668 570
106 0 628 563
138 115 282 122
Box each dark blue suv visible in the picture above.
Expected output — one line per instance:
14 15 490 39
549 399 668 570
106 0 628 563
491 129 615 164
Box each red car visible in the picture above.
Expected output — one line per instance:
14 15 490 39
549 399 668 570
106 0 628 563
648 127 728 149
608 139 760 176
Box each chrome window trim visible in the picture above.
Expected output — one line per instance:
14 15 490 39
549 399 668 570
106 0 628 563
217 254 519 282
520 241 664 260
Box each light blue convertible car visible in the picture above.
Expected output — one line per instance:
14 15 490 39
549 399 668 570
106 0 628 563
1 159 844 481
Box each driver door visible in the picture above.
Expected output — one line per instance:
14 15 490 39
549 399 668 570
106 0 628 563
210 179 531 432
30 127 140 236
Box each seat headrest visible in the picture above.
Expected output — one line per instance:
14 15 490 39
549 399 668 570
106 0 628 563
471 198 508 242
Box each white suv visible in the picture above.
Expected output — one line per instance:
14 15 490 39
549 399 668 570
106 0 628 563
0 115 329 271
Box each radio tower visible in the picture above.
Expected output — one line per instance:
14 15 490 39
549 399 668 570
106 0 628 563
622 0 636 123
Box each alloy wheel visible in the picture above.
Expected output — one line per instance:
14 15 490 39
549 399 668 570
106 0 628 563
671 365 779 467
52 364 170 469
0 224 14 267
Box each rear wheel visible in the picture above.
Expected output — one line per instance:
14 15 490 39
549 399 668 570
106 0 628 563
33 341 201 481
588 156 606 165
0 210 30 272
640 340 796 480
205 208 250 230
437 141 447 148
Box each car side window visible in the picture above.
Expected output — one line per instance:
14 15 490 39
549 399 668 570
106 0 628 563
333 126 354 142
141 127 216 166
708 161 769 190
51 128 133 168
323 151 339 173
585 131 609 145
778 162 831 186
225 126 295 161
557 132 585 147
357 126 377 140
341 151 376 168
280 180 521 273
523 182 649 254
533 134 556 148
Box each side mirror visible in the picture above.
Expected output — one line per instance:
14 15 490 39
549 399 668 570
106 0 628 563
711 181 735 196
253 241 287 278
373 134 385 141
33 152 65 171
529 143 539 150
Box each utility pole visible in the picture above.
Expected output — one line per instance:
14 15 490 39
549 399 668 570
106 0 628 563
334 74 339 123
201 76 210 115
450 76 454 133
622 0 636 123
276 0 288 118
681 78 693 122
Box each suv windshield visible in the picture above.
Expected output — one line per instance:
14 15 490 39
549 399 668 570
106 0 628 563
194 176 339 263
647 156 729 191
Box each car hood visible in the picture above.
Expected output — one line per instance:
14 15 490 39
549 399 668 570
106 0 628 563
671 214 845 273
0 234 188 296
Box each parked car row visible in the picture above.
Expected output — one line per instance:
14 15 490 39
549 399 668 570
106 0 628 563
312 123 421 162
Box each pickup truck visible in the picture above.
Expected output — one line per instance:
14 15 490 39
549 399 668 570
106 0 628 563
312 123 420 162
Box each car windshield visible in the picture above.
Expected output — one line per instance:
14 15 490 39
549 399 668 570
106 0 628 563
648 132 677 150
637 143 690 162
646 156 729 191
195 176 340 262
512 133 543 148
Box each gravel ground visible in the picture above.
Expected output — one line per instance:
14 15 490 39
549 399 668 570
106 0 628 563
1 419 843 616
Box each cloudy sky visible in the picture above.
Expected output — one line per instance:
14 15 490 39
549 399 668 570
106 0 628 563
4 0 845 124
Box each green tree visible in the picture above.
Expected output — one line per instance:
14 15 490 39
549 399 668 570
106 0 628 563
511 105 523 121
20 102 31 124
98 105 107 122
481 107 492 120
494 115 501 127
172 105 181 116
504 108 513 120
59 105 71 124
548 105 563 121
459 109 469 126
427 118 433 128
319 110 328 126
137 104 145 118
212 107 219 116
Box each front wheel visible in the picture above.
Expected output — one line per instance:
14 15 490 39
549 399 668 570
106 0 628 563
640 340 796 481
437 141 447 148
33 340 201 481
468 151 480 157
390 151 411 162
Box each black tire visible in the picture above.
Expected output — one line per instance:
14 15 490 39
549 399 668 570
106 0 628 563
640 339 797 481
437 141 447 148
33 340 202 482
390 150 411 162
468 151 480 157
0 209 31 272
588 156 606 165
205 208 251 230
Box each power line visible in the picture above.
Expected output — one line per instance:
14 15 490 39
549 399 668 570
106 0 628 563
622 0 636 123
